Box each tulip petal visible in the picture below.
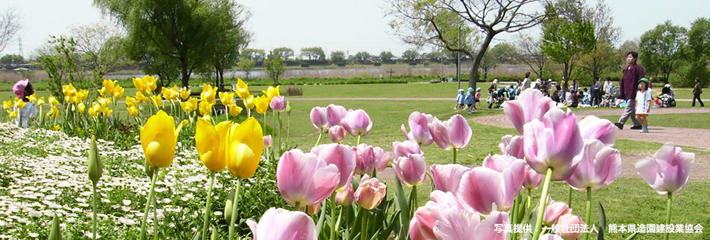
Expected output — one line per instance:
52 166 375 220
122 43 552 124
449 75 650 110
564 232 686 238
473 211 508 240
458 168 504 215
448 115 472 149
431 164 470 193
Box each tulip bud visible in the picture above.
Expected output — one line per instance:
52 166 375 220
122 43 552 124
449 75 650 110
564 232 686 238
354 175 386 210
328 125 346 143
335 184 354 206
87 135 103 185
270 96 286 112
49 213 62 240
224 190 235 222
285 100 292 115
263 135 273 148
210 225 218 240
555 213 584 240
543 201 571 226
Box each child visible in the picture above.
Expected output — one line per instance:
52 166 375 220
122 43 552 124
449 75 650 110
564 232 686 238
474 88 481 109
635 78 653 133
12 79 38 128
464 87 474 113
455 89 465 110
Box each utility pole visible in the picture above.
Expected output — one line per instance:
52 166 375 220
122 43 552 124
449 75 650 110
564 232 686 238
456 27 461 90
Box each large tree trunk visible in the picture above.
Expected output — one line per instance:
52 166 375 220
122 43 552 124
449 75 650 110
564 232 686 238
468 32 496 90
181 55 190 88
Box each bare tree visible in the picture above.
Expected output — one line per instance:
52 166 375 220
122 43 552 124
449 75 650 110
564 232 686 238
514 34 547 80
70 22 124 80
389 0 545 89
0 7 21 53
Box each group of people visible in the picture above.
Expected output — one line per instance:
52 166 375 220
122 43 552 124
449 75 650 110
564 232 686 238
454 86 482 113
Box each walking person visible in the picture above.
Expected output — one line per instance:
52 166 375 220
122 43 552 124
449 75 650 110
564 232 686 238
692 77 704 107
614 52 645 130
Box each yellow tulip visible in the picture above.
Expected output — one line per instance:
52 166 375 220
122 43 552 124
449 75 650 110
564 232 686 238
201 84 216 104
126 96 137 107
244 95 255 109
114 85 125 101
226 117 263 178
28 94 37 104
180 87 191 100
47 106 59 117
14 98 26 110
53 125 61 131
78 90 89 102
101 106 113 117
133 77 147 93
143 75 158 92
136 92 149 103
219 92 234 106
9 110 18 119
102 79 117 95
127 105 139 117
62 84 76 98
48 96 59 106
228 103 242 117
235 79 250 99
2 100 11 111
37 97 45 106
199 100 213 116
77 103 86 114
254 96 269 114
196 117 233 172
170 86 180 101
151 95 163 109
262 86 280 102
140 111 186 168
181 97 198 112
88 103 100 117
98 97 112 107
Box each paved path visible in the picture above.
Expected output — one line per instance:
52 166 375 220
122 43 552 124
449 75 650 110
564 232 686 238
289 97 697 102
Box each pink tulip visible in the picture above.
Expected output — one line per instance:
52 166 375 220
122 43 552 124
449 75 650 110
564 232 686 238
401 111 435 146
340 109 373 137
540 234 565 240
428 115 472 150
373 146 391 173
393 140 422 159
263 135 273 148
499 135 524 159
310 106 328 131
578 115 616 146
457 163 525 215
246 207 316 240
335 183 354 206
326 104 347 127
269 96 286 112
354 175 386 210
276 149 340 207
566 139 621 191
524 108 584 181
409 191 508 240
502 88 555 134
300 203 321 215
555 213 585 240
635 142 695 195
393 154 427 187
543 201 571 226
353 144 377 175
328 125 346 143
312 143 355 190
523 165 544 190
430 164 470 193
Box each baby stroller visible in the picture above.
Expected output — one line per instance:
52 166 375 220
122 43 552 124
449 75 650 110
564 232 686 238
600 86 619 107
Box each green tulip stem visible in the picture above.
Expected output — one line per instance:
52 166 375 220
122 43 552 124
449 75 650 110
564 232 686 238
277 112 282 155
357 135 361 146
247 107 251 118
201 171 216 240
665 192 673 240
511 197 518 240
411 185 418 213
314 131 323 148
584 187 592 240
329 194 337 240
228 179 242 240
286 114 291 147
92 182 98 240
527 189 532 210
532 167 553 240
153 196 159 240
140 167 159 240
361 209 368 240
262 113 267 137
452 148 457 164
568 186 573 209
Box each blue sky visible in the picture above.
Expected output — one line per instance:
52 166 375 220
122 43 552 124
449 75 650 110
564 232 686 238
1 0 708 58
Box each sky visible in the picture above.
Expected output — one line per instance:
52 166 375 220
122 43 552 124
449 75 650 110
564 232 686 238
1 0 709 59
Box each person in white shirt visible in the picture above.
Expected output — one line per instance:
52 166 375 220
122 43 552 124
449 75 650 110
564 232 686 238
635 78 653 133
603 77 614 96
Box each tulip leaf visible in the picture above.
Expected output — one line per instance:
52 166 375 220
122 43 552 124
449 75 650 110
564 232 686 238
315 201 327 236
623 232 638 240
597 202 607 240
394 178 410 239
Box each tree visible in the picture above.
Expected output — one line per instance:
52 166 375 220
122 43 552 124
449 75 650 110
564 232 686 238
514 34 547 80
273 47 294 60
0 54 23 70
578 0 621 82
37 36 95 99
541 0 595 92
0 7 20 53
264 51 285 85
242 48 266 62
479 52 496 81
300 47 326 61
401 49 419 61
639 21 687 82
489 43 517 64
354 51 371 61
379 51 395 62
94 0 246 87
237 58 255 80
681 18 710 87
389 0 545 90
69 22 126 82
330 51 346 63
